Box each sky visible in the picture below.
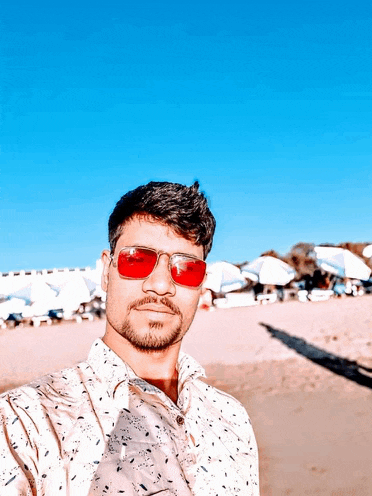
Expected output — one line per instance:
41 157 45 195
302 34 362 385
1 1 371 272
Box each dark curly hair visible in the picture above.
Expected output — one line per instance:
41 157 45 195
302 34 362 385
108 181 216 259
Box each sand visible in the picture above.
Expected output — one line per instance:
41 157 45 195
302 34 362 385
1 295 372 495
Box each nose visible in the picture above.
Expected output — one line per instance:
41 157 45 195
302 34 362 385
142 253 176 297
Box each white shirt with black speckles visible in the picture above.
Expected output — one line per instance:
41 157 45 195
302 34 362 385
0 338 259 495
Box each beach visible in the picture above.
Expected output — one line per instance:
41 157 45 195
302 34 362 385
1 295 372 495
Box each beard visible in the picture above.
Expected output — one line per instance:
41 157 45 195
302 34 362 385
116 319 183 352
107 296 187 352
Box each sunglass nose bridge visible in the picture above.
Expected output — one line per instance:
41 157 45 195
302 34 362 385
152 251 172 272
141 251 177 296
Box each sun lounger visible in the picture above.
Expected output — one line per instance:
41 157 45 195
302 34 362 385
214 293 258 308
307 289 334 302
32 315 52 327
257 293 277 304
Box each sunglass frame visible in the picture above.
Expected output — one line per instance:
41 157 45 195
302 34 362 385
110 246 207 289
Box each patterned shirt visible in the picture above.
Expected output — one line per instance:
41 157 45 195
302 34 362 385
0 339 259 495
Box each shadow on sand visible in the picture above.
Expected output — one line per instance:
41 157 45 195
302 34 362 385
260 322 372 390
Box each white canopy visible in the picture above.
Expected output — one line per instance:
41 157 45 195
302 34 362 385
314 246 371 281
52 273 92 313
9 280 58 305
204 261 247 294
241 256 296 286
0 298 26 319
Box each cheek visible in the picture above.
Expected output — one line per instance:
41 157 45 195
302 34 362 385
105 284 122 318
178 289 201 316
107 278 144 308
106 279 129 312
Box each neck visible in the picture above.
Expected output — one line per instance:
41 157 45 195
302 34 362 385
144 368 179 404
103 328 181 404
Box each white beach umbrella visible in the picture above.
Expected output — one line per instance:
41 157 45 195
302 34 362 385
241 256 296 286
0 298 26 319
21 298 59 318
9 280 58 304
362 244 372 258
204 261 247 293
82 276 98 296
314 246 371 281
53 273 92 312
8 280 60 318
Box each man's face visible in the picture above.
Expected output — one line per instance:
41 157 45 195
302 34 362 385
101 216 204 352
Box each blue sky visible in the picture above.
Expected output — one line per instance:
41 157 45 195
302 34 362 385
1 1 371 272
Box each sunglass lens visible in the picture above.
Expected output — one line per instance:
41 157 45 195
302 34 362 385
171 258 206 288
117 248 157 278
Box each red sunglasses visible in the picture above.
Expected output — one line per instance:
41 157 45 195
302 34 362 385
111 246 206 289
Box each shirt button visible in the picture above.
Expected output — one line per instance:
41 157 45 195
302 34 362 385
176 415 185 426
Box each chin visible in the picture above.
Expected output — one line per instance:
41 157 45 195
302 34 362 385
116 318 183 351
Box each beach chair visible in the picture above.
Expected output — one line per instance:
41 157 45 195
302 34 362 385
307 289 334 302
257 293 277 304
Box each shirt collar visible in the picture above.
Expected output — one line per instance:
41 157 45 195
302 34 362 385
177 351 206 388
87 339 132 398
87 338 206 397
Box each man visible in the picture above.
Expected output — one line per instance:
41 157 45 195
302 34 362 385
0 181 259 495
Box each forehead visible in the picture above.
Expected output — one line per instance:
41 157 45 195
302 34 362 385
115 217 204 259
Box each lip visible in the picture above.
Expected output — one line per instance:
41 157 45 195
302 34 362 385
134 304 175 315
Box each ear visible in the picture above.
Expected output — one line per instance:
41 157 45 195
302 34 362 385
101 249 111 292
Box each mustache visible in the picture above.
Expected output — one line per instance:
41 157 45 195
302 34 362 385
128 296 181 316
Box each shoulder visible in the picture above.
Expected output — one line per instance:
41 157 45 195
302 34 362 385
0 361 93 418
192 378 253 426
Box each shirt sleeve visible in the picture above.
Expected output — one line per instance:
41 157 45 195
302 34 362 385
215 387 260 495
246 412 260 496
0 394 36 495
195 380 260 495
233 399 260 495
